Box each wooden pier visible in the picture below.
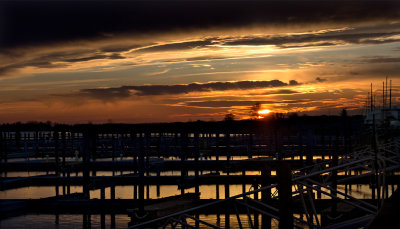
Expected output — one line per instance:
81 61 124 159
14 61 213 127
0 116 399 228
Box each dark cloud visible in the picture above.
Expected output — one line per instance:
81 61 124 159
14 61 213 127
280 42 338 49
185 100 308 108
100 44 145 53
184 55 227 62
0 61 67 75
63 55 109 63
263 89 299 95
360 56 400 64
121 25 400 53
316 77 327 82
63 54 125 62
223 31 400 47
70 80 299 100
0 52 125 75
136 40 215 53
2 0 399 49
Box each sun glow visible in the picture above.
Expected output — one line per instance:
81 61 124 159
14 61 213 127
258 109 271 115
257 109 271 119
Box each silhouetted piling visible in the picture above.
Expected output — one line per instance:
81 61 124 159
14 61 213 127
331 135 338 217
83 130 95 199
277 161 293 229
253 181 259 228
262 169 271 229
225 182 230 229
138 133 145 216
194 132 200 194
180 131 188 195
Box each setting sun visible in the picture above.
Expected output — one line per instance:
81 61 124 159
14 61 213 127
257 109 271 119
258 109 271 115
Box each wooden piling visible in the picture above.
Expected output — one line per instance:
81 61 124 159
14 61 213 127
261 169 271 229
277 161 293 229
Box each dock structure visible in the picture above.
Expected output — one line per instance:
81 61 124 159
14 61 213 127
0 116 399 228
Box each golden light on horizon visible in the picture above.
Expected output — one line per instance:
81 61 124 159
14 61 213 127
257 109 271 119
258 109 271 114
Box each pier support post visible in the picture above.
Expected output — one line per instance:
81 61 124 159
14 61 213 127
145 132 150 200
111 185 115 199
330 146 338 217
54 131 59 176
242 170 246 194
67 169 71 195
248 133 253 159
225 182 230 229
253 182 259 228
101 187 105 200
138 132 145 215
262 169 271 229
0 130 3 163
156 170 161 197
277 161 293 229
194 132 200 194
101 213 105 229
180 131 188 195
111 214 116 229
54 130 60 197
83 129 95 199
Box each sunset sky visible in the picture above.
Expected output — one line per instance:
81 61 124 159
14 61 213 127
1 0 400 123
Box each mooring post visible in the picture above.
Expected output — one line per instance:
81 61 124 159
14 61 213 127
331 134 338 217
0 129 3 163
62 131 66 168
112 135 116 176
306 129 313 166
111 185 115 199
145 132 150 200
131 132 137 175
67 169 71 195
254 181 259 228
248 133 253 159
91 132 98 177
15 128 21 151
215 132 219 162
101 213 105 229
261 169 271 229
111 213 116 229
216 183 220 223
101 186 105 200
3 132 8 164
83 129 94 199
242 170 246 194
83 214 88 229
274 127 281 160
225 131 230 161
225 182 230 229
87 214 91 228
138 132 145 215
61 130 67 196
372 113 380 207
194 131 200 194
180 131 188 195
156 170 161 197
54 130 60 197
277 161 293 229
195 134 200 229
298 132 304 165
54 130 59 176
157 132 162 158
